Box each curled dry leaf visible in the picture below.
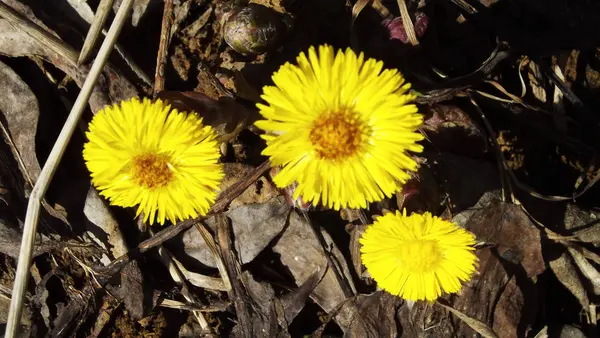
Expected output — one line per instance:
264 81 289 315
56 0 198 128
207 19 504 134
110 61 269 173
548 250 590 311
172 197 288 268
567 247 600 295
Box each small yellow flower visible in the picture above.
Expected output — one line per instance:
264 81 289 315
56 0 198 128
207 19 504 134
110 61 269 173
360 211 477 302
83 98 224 225
255 44 424 210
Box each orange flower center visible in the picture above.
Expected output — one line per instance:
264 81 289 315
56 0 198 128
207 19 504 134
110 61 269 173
131 153 173 189
400 240 442 272
309 110 366 160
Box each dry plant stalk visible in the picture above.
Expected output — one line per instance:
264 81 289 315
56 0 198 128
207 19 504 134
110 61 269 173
78 0 115 65
154 0 174 96
4 0 136 336
397 0 419 45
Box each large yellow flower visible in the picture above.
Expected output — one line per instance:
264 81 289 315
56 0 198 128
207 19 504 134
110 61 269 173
83 98 224 225
360 211 478 302
255 44 424 210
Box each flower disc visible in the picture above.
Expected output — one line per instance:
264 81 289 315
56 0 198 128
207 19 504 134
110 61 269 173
255 44 424 210
83 98 224 225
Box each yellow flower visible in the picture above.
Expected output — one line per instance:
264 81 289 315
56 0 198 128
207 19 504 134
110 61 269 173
83 98 224 225
255 44 424 210
360 211 477 302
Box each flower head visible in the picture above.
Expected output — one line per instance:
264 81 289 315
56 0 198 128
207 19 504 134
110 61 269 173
255 44 424 210
83 98 224 225
360 211 477 302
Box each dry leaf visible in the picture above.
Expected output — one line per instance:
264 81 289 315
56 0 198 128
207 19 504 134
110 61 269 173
273 209 357 329
172 197 289 268
342 291 403 338
0 60 41 182
548 250 590 310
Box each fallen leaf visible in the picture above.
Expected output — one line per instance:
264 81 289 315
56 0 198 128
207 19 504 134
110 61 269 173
451 199 543 337
342 291 403 338
273 209 357 329
172 197 288 268
548 250 590 310
0 59 41 183
464 200 545 277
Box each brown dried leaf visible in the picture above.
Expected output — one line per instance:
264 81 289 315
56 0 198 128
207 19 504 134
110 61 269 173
548 250 590 309
273 210 357 329
567 247 600 295
0 59 41 182
280 266 327 323
465 201 545 277
342 291 402 338
174 197 288 268
450 200 543 337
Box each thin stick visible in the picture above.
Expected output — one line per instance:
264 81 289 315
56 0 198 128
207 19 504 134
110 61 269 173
4 1 135 336
78 0 115 65
154 0 174 97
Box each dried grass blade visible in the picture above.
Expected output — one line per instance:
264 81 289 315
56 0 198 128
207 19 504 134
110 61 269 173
4 0 135 336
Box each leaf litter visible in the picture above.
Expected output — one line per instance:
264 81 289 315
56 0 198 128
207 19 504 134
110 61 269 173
0 0 600 336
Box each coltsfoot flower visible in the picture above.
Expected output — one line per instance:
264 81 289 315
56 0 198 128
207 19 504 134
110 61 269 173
83 98 224 225
255 44 424 210
360 211 478 302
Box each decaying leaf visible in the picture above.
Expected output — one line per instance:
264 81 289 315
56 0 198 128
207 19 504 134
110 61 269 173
173 197 288 268
465 200 545 277
0 59 41 183
548 250 590 311
83 187 128 265
567 247 600 295
273 209 357 330
342 291 403 338
450 199 544 337
280 266 328 323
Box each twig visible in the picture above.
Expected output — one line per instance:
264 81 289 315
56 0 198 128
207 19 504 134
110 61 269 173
154 0 174 97
0 1 79 66
216 214 254 338
78 0 115 65
4 1 135 336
